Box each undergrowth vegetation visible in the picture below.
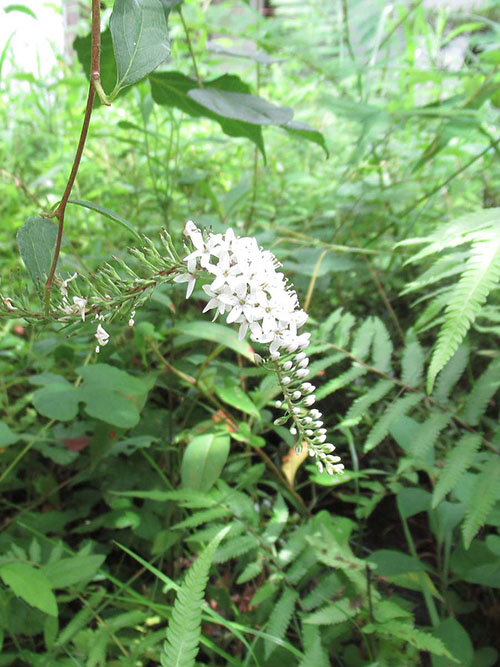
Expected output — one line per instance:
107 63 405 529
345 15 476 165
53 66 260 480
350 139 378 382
1 0 500 665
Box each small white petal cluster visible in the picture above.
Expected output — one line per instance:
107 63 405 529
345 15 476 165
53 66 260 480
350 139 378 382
59 273 87 321
174 220 310 357
175 220 344 475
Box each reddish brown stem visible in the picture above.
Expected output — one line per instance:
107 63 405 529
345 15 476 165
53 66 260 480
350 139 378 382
44 0 103 307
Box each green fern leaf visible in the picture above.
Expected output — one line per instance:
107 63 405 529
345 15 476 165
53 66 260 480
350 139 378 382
277 524 310 567
432 433 481 508
214 534 258 563
372 318 393 372
286 547 317 584
411 411 451 460
332 311 357 347
264 588 298 658
462 355 500 425
236 560 263 585
462 456 500 548
172 507 230 531
262 494 288 545
364 393 423 452
364 620 455 660
351 317 377 359
402 251 469 295
161 526 229 667
401 339 425 388
304 598 358 625
427 236 500 393
432 343 469 403
340 379 393 428
302 572 343 611
316 366 367 401
299 630 329 667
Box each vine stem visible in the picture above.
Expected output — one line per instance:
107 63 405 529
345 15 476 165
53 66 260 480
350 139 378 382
44 0 105 312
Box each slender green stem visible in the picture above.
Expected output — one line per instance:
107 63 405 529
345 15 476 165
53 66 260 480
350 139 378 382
178 6 202 87
401 514 440 627
0 421 53 486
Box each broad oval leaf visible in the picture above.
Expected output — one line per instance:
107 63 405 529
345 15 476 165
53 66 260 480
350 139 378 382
17 216 57 291
181 433 230 492
188 88 293 126
110 0 170 93
214 383 260 419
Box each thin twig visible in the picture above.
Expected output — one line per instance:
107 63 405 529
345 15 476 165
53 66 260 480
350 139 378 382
178 6 202 87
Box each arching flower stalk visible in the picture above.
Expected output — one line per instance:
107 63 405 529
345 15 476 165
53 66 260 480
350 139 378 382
175 220 344 476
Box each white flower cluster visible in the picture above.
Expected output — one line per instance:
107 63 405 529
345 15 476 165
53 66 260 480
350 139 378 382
175 220 344 475
174 220 310 356
57 272 111 353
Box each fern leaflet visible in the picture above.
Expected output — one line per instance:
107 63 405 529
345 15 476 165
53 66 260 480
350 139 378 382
401 339 425 388
462 455 500 548
431 433 481 508
411 411 451 460
365 620 455 660
264 588 298 658
364 393 423 452
298 632 329 667
161 526 229 667
372 317 393 372
432 343 469 404
214 534 258 563
304 598 358 625
427 235 500 392
462 355 500 425
340 379 393 428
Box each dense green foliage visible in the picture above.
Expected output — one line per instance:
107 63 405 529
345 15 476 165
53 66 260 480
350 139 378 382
1 0 500 665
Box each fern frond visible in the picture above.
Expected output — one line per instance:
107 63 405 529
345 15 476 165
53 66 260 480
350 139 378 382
462 456 500 548
186 521 243 544
401 339 425 388
462 355 500 425
264 588 298 658
214 534 258 563
372 318 393 372
350 317 377 359
432 343 469 404
401 251 469 295
302 572 343 611
411 411 451 460
316 365 367 401
262 494 288 545
299 629 329 667
172 507 230 531
364 393 423 452
277 524 310 567
366 620 455 660
161 526 229 667
431 433 481 508
236 560 263 585
303 598 358 625
332 310 357 347
317 307 345 339
339 379 393 428
286 547 317 584
427 236 500 392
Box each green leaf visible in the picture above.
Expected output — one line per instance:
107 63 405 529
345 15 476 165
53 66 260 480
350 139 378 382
67 200 141 240
74 30 125 105
214 383 259 419
282 120 329 157
432 617 474 667
4 4 36 18
188 88 293 126
30 373 81 422
0 422 18 447
77 363 149 428
110 0 170 93
368 549 428 576
397 488 431 520
171 321 255 361
304 598 358 625
363 620 455 660
42 555 105 589
16 217 57 291
0 562 57 616
181 433 230 492
462 457 500 548
264 588 297 658
161 527 230 667
432 434 481 508
150 72 266 158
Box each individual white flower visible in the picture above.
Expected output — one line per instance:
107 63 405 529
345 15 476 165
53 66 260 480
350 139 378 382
60 272 78 298
173 257 198 299
3 297 16 311
95 323 110 353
